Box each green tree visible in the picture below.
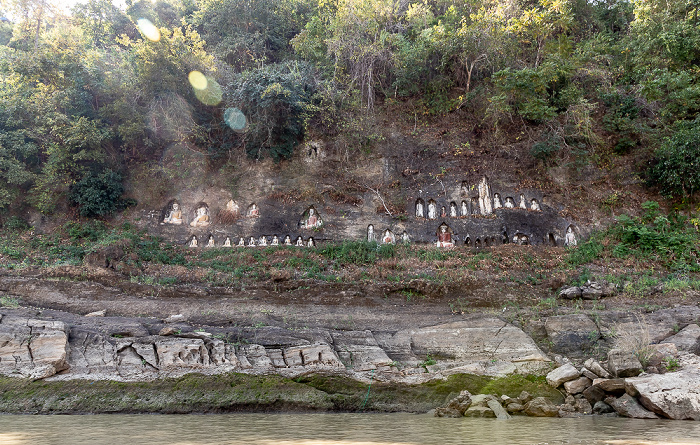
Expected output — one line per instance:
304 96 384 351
648 119 700 203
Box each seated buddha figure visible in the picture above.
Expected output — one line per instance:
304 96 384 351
436 224 454 248
162 202 183 225
190 205 210 227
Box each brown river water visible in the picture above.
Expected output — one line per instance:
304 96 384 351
1 413 700 445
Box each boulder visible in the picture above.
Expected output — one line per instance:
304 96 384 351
584 358 611 379
661 324 700 354
546 364 580 387
487 399 511 419
464 406 497 417
607 349 642 377
331 330 392 371
580 281 616 300
647 343 679 370
435 390 472 417
575 397 593 414
523 397 559 417
558 287 582 299
605 394 659 419
581 367 598 380
517 390 533 404
593 378 626 394
625 369 700 420
564 376 592 394
593 401 614 414
506 402 524 413
85 310 106 317
582 384 606 404
545 314 599 356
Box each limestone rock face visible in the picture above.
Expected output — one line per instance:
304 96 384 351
607 349 643 378
401 317 550 374
661 324 700 354
331 331 392 371
0 317 69 379
523 397 559 417
434 390 472 417
545 314 598 356
283 343 344 369
605 394 659 419
155 337 210 367
625 369 700 420
546 364 580 387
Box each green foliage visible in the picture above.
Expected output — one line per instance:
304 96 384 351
2 216 30 231
319 240 393 266
648 119 700 202
69 169 127 217
227 61 322 161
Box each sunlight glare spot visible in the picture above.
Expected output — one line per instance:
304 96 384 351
136 18 160 42
224 108 247 131
188 71 208 90
193 76 223 106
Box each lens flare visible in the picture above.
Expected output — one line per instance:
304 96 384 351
193 76 223 106
136 18 160 42
188 71 208 90
224 108 247 131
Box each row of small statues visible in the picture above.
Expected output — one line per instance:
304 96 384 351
416 194 541 219
162 201 324 229
189 234 316 248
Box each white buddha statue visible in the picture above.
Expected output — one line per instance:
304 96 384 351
163 202 183 225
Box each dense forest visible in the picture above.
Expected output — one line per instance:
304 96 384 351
0 0 698 218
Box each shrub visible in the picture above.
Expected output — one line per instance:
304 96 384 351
69 169 126 217
647 119 700 203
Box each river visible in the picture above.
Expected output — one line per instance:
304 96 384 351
1 414 700 445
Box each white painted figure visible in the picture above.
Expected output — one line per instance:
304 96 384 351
206 235 215 247
416 199 425 218
238 237 245 247
301 207 323 229
367 224 376 242
224 237 232 247
284 235 292 246
505 197 515 208
519 194 527 209
461 201 469 217
259 236 267 247
248 236 256 247
307 237 315 247
163 202 183 225
247 203 260 218
478 177 493 215
401 231 410 243
189 236 198 247
271 235 279 246
565 226 577 246
436 224 454 248
295 236 304 246
530 199 541 211
450 202 458 217
382 229 395 244
190 205 210 227
493 193 503 209
427 200 437 219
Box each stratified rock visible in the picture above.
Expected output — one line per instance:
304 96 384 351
558 287 582 299
331 330 392 371
165 314 185 323
661 324 700 354
625 369 700 420
581 367 598 380
593 401 614 414
435 390 472 417
523 397 559 417
159 326 176 336
647 343 679 370
546 364 580 387
155 337 209 367
545 314 599 356
392 317 550 374
283 343 344 368
584 358 611 379
607 349 642 377
605 394 659 419
0 317 69 379
564 376 592 394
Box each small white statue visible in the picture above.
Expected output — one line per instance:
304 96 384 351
416 200 425 218
206 235 215 247
259 236 268 247
450 202 458 217
307 237 315 247
189 236 198 247
565 226 577 246
382 229 395 244
247 204 259 218
427 200 437 219
505 197 515 208
367 224 376 242
530 199 541 211
237 237 245 247
519 194 527 209
224 237 232 247
461 201 469 217
436 224 454 248
493 194 502 209
401 231 410 243
271 235 279 246
248 236 256 247
284 235 292 246
295 236 304 246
